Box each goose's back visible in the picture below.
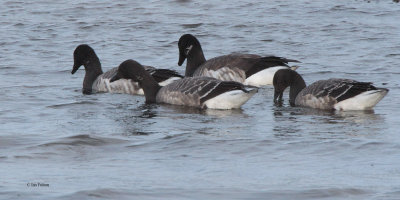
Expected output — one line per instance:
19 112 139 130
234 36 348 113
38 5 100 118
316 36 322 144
193 54 260 82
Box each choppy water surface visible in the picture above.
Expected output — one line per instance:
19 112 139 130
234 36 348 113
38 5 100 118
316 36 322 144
1 0 400 199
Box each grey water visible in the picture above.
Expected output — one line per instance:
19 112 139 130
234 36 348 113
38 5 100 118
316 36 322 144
1 0 399 199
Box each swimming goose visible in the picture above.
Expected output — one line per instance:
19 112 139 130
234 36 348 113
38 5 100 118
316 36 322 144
72 44 183 95
273 69 389 110
110 59 258 109
177 34 300 87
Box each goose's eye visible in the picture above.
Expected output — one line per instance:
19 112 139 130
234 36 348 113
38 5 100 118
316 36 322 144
137 76 143 81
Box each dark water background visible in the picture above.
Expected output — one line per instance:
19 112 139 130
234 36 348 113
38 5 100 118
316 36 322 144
1 0 399 199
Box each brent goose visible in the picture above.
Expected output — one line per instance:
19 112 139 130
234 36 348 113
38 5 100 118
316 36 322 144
110 59 258 109
177 34 299 86
273 69 389 110
72 44 182 95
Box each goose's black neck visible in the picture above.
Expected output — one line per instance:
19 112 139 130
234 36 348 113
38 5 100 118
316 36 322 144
82 56 103 94
185 47 206 77
120 60 162 103
289 71 306 106
140 74 162 103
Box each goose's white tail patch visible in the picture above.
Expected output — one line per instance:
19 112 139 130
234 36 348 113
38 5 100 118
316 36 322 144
244 66 288 86
158 77 182 86
203 89 258 109
334 89 389 110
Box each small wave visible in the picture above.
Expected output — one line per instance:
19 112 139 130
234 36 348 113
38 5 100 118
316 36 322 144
80 24 101 30
38 134 128 147
377 190 400 199
0 66 17 70
28 37 47 41
261 39 274 42
307 70 334 75
122 131 151 136
13 155 33 159
330 5 356 11
262 188 371 199
13 151 59 160
60 188 132 200
355 141 393 150
13 22 24 27
47 101 97 108
22 84 58 89
385 53 400 58
181 23 203 29
60 188 371 200
0 191 44 200
30 11 51 15
232 24 248 28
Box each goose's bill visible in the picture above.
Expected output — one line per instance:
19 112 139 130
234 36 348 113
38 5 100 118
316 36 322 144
178 51 186 66
71 64 79 74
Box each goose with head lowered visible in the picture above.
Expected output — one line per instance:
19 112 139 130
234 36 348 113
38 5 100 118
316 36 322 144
72 44 183 95
110 59 258 109
273 69 389 110
178 34 300 87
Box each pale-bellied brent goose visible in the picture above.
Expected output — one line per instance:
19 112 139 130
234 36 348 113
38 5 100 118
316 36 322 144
178 34 299 87
110 59 258 109
72 44 183 95
273 69 388 110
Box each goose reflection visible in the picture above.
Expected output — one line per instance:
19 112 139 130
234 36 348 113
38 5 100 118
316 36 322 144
273 101 384 124
111 100 249 138
111 104 158 136
158 104 246 118
272 104 386 138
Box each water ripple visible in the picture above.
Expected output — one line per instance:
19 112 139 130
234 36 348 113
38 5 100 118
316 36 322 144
37 134 128 147
1 0 399 199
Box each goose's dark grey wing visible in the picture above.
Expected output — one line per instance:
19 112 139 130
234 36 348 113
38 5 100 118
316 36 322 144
194 54 299 81
192 54 253 82
145 68 183 83
244 56 299 78
156 77 248 107
195 54 257 73
101 67 119 79
143 65 156 71
303 79 376 102
316 79 376 102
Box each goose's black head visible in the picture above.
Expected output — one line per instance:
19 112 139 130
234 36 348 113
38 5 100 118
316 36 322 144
273 69 306 106
110 59 145 83
273 69 295 103
72 44 96 74
178 34 201 66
